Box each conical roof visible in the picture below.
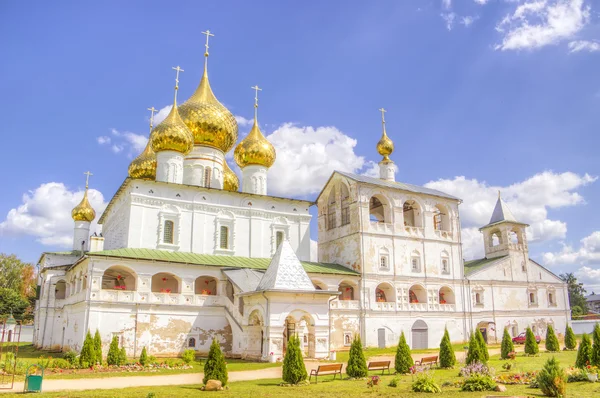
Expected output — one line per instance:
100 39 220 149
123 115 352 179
256 240 315 292
481 192 528 229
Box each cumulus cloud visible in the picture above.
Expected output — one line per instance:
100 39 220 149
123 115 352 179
97 128 148 157
0 183 107 247
153 105 172 125
442 0 452 9
97 136 111 145
461 16 478 27
495 0 591 51
362 161 383 179
425 171 596 258
235 115 254 127
474 0 489 4
568 40 600 52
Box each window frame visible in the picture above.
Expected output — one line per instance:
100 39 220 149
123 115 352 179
219 225 229 249
157 206 181 250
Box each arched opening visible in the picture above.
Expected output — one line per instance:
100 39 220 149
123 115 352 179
375 283 394 303
247 309 265 358
102 266 137 291
369 195 389 223
433 204 450 231
312 280 327 291
439 286 455 305
509 230 518 244
340 183 350 226
187 337 196 348
338 282 355 300
548 291 555 305
152 272 181 294
55 280 66 300
327 188 337 230
403 200 422 227
409 284 426 304
195 276 217 295
411 320 428 349
283 311 315 358
490 230 501 247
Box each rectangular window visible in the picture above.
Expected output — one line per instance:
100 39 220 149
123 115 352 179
433 213 442 230
327 212 336 230
529 292 536 304
475 292 482 305
411 258 419 272
442 259 449 273
341 206 350 226
276 231 284 248
163 220 174 244
220 226 229 249
204 167 212 188
380 256 388 269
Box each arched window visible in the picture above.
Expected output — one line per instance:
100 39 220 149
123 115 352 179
380 256 388 269
409 284 426 304
163 220 174 244
188 337 196 348
490 231 501 247
55 280 66 300
204 167 212 188
369 196 387 223
433 204 450 231
438 286 455 305
220 226 229 249
151 272 180 294
102 266 137 291
529 292 536 304
441 252 450 274
276 231 284 248
338 282 354 300
340 184 350 226
548 292 554 305
195 276 218 295
327 188 336 230
375 283 394 303
403 200 422 227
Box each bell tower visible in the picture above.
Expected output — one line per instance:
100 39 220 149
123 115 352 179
480 192 529 259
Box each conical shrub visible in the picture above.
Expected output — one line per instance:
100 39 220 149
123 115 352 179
466 331 485 365
79 331 95 368
524 327 539 355
139 346 148 366
500 328 514 360
545 325 560 352
203 339 229 386
119 346 127 365
536 357 566 397
281 335 307 384
93 329 102 364
564 326 577 350
439 328 456 368
394 331 414 374
475 329 489 361
576 333 592 368
107 335 121 366
591 323 600 366
346 335 367 378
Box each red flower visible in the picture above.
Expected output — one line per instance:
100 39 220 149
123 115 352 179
162 277 168 282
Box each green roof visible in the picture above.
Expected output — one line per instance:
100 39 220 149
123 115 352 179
87 248 359 276
464 256 507 276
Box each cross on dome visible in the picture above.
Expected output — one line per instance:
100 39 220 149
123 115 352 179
202 29 214 57
147 106 157 130
251 85 262 119
83 171 93 189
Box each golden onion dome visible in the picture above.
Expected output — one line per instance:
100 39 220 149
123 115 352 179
72 189 96 222
234 118 276 169
128 139 156 180
150 96 194 155
376 123 394 162
178 61 238 153
222 160 239 192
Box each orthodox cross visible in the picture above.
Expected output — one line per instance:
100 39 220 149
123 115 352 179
172 66 184 90
147 106 157 129
378 107 387 125
251 85 262 119
202 30 214 56
83 171 93 189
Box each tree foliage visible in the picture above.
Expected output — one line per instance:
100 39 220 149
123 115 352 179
575 333 592 368
394 331 414 374
564 325 577 350
346 335 367 377
536 357 567 397
0 254 36 321
500 328 515 359
525 327 539 355
119 347 127 365
545 325 560 352
107 336 121 366
203 339 229 386
591 323 600 366
560 272 588 315
466 331 486 365
79 331 96 368
476 329 489 361
139 346 148 366
93 330 102 364
439 328 456 368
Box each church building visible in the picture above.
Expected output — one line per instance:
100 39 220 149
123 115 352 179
33 33 569 359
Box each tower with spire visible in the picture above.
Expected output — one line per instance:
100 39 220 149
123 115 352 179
376 108 396 182
71 172 96 252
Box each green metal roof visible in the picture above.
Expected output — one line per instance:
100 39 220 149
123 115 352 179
464 255 507 276
88 248 359 276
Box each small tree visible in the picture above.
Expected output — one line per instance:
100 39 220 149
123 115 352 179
591 323 600 366
439 328 456 368
281 335 307 384
475 329 489 361
79 331 95 368
564 325 577 350
119 346 127 365
500 328 514 360
93 329 102 364
346 335 367 378
536 357 566 397
576 333 592 368
524 327 539 355
139 346 148 366
466 331 485 365
545 325 560 352
107 336 121 366
394 331 414 374
203 339 229 386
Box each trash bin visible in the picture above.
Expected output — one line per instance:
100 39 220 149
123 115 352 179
24 364 44 393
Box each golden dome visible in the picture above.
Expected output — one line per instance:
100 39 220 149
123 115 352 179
222 161 239 192
234 118 276 169
178 61 238 153
72 189 96 222
376 122 394 162
150 97 194 155
128 139 156 180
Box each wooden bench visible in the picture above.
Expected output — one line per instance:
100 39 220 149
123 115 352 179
415 355 438 368
309 363 343 383
368 360 391 374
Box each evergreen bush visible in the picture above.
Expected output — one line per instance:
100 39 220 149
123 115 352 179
524 327 539 355
475 329 489 361
545 325 560 352
346 335 367 378
107 336 121 366
281 335 307 385
575 333 592 368
139 346 148 366
93 329 102 364
439 328 456 368
119 347 127 366
564 326 577 350
536 357 566 397
500 328 515 360
79 331 95 368
63 350 78 365
466 331 485 365
203 339 229 386
591 323 600 366
182 349 196 365
394 331 414 374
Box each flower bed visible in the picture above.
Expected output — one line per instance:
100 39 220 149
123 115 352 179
494 371 538 385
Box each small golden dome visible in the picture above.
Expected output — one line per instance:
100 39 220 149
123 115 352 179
376 124 394 162
179 63 238 153
222 161 239 192
234 119 276 169
150 98 194 155
128 140 156 180
72 190 96 222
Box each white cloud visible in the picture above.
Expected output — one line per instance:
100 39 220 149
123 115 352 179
442 12 457 30
474 0 489 4
235 115 254 127
575 265 600 292
461 15 478 27
362 161 382 179
568 40 600 52
265 123 369 197
153 105 172 125
100 129 148 157
442 0 452 9
111 144 124 153
424 171 596 258
97 136 111 145
0 183 107 247
495 0 591 51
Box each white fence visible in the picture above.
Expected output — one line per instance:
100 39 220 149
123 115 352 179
571 320 600 335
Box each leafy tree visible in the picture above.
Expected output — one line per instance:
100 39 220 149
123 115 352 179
591 323 600 366
560 273 588 315
500 328 515 360
139 346 148 366
575 333 592 368
0 288 29 318
564 326 577 350
545 325 560 352
79 331 96 368
0 254 36 321
475 329 489 361
524 327 539 355
203 339 229 386
346 335 367 377
93 330 102 364
394 331 414 374
571 305 583 318
536 357 567 397
466 331 486 365
107 336 121 366
439 328 456 368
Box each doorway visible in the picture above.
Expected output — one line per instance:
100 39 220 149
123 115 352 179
411 320 428 349
378 328 386 348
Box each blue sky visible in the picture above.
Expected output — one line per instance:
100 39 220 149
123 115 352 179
1 1 599 289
